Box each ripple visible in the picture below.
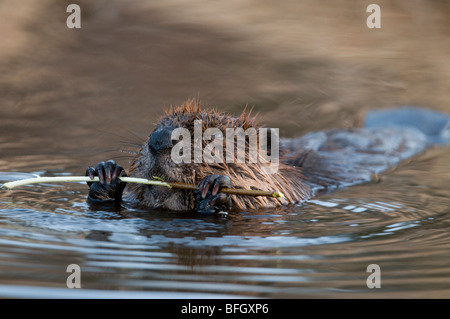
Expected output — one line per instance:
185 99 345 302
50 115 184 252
0 284 246 299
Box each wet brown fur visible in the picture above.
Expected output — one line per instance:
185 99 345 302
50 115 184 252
127 99 311 211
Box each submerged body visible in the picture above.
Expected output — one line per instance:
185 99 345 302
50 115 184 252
86 101 450 213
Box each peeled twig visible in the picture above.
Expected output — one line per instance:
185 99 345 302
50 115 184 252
2 176 285 199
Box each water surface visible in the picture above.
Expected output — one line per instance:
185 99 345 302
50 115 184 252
1 145 449 298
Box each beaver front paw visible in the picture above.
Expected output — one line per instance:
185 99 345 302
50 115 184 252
85 160 127 202
194 175 232 213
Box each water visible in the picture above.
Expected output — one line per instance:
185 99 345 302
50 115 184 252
1 146 449 298
1 0 450 298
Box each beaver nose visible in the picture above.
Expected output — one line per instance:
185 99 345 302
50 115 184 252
148 127 174 153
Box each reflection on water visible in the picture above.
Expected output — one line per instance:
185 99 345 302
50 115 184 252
1 147 450 298
1 0 450 298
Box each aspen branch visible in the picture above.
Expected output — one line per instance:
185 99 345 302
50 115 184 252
2 176 285 199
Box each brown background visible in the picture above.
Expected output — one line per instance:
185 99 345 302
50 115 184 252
1 0 449 169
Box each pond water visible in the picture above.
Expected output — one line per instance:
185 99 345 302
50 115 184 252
1 135 449 298
1 0 450 299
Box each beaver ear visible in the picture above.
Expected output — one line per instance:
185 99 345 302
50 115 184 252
148 127 174 153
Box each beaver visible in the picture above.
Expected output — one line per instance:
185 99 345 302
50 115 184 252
86 100 450 213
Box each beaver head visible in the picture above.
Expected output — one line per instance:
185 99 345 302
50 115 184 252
126 99 310 211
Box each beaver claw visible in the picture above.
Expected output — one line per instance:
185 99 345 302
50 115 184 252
85 160 127 202
194 175 232 213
